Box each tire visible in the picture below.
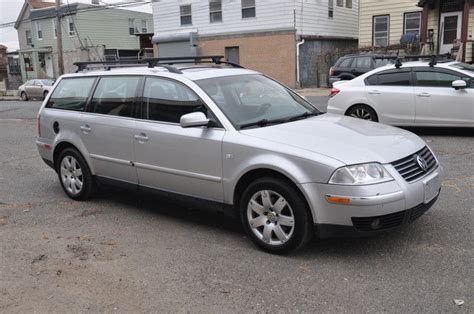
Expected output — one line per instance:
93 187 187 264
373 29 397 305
346 105 378 122
43 90 48 100
20 92 28 101
240 177 314 254
56 148 94 201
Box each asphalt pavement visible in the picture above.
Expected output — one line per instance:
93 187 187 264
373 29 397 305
0 100 473 312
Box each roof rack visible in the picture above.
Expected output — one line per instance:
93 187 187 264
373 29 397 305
374 53 452 69
73 55 244 73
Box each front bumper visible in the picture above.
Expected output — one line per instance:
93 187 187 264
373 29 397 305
298 164 442 237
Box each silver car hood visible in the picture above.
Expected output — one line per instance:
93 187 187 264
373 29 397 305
241 113 426 165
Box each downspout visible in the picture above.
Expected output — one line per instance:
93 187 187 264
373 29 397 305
296 38 305 88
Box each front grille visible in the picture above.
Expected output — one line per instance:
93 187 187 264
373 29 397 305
351 195 438 232
391 146 437 183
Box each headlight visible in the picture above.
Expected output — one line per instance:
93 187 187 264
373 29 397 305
329 163 393 185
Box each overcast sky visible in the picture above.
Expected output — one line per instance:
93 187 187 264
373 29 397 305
0 0 152 51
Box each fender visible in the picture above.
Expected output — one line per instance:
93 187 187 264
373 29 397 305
52 130 96 175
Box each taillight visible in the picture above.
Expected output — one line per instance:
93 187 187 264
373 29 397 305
329 67 335 76
37 113 41 137
329 88 340 97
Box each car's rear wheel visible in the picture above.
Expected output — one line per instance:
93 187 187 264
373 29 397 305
240 177 313 254
20 92 28 101
346 105 378 122
57 148 94 201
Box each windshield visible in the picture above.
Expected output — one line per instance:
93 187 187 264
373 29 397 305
451 62 474 75
196 74 319 129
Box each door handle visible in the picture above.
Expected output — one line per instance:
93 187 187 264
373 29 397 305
80 124 91 133
134 133 149 142
417 92 431 97
368 90 381 95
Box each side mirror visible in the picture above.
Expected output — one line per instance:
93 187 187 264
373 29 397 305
452 80 467 90
180 112 210 128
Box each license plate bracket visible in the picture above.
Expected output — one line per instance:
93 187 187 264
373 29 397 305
423 174 440 204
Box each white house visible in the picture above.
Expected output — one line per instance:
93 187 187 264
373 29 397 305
152 0 359 87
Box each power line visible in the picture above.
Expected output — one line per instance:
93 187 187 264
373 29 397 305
0 1 151 29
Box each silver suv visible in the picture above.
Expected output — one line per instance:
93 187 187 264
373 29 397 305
36 56 442 253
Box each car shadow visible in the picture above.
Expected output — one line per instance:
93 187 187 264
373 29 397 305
92 185 431 258
401 126 474 137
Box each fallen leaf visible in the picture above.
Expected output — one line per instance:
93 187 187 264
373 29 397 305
32 254 47 264
0 216 7 226
78 235 91 241
98 240 117 246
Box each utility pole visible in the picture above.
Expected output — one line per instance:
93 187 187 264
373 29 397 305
56 0 64 75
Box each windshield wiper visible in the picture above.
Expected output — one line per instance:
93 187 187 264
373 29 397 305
285 111 322 122
239 118 288 130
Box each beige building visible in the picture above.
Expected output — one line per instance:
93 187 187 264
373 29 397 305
359 0 474 63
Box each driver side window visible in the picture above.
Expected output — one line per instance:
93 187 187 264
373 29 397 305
142 77 206 123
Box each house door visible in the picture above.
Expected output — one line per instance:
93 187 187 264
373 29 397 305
45 54 54 78
439 11 462 54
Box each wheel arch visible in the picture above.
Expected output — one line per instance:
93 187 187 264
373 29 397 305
232 168 314 222
53 141 94 174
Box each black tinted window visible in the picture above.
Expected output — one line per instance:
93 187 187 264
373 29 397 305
375 71 411 86
90 76 140 117
415 71 464 87
143 77 204 123
365 74 378 85
46 77 95 111
338 58 353 68
355 57 372 68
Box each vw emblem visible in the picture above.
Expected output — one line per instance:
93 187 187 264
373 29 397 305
416 155 428 172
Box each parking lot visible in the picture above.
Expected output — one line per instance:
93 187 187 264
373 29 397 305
0 100 472 312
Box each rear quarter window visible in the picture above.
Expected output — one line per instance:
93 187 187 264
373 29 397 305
338 58 353 68
46 77 96 111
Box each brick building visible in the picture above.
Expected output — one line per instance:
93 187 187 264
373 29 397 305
151 0 360 88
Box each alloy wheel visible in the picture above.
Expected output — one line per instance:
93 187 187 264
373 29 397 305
350 108 373 120
247 190 295 246
60 155 83 195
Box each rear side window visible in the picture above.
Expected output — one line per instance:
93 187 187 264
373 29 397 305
415 71 465 87
89 76 140 117
142 77 204 123
338 58 353 68
366 70 412 86
46 77 95 111
355 57 372 68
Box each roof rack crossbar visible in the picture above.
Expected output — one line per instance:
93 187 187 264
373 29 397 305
73 55 241 73
373 53 452 68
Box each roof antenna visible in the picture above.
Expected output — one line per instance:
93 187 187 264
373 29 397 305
429 55 437 67
395 57 402 69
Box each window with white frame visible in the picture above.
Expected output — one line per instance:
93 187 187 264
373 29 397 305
346 0 352 9
141 20 148 33
242 0 255 19
210 0 222 23
67 17 75 36
180 5 192 26
128 19 134 35
52 19 57 39
373 15 389 46
328 0 334 18
337 0 343 7
26 30 32 46
35 21 43 40
404 12 421 35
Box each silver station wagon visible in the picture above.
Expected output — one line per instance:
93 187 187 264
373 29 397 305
36 56 442 253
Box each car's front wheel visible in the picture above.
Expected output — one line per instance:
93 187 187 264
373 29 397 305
240 177 313 254
346 105 378 122
57 148 94 201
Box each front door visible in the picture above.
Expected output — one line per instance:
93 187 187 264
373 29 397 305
440 11 462 54
45 54 54 78
134 77 224 202
80 76 141 183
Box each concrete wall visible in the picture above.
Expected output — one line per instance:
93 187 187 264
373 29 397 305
359 0 421 47
199 31 297 88
299 38 358 88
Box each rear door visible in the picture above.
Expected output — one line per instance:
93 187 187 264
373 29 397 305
80 76 140 183
364 68 416 124
413 67 474 125
134 77 225 201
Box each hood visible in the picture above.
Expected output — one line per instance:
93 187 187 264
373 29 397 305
241 114 426 165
